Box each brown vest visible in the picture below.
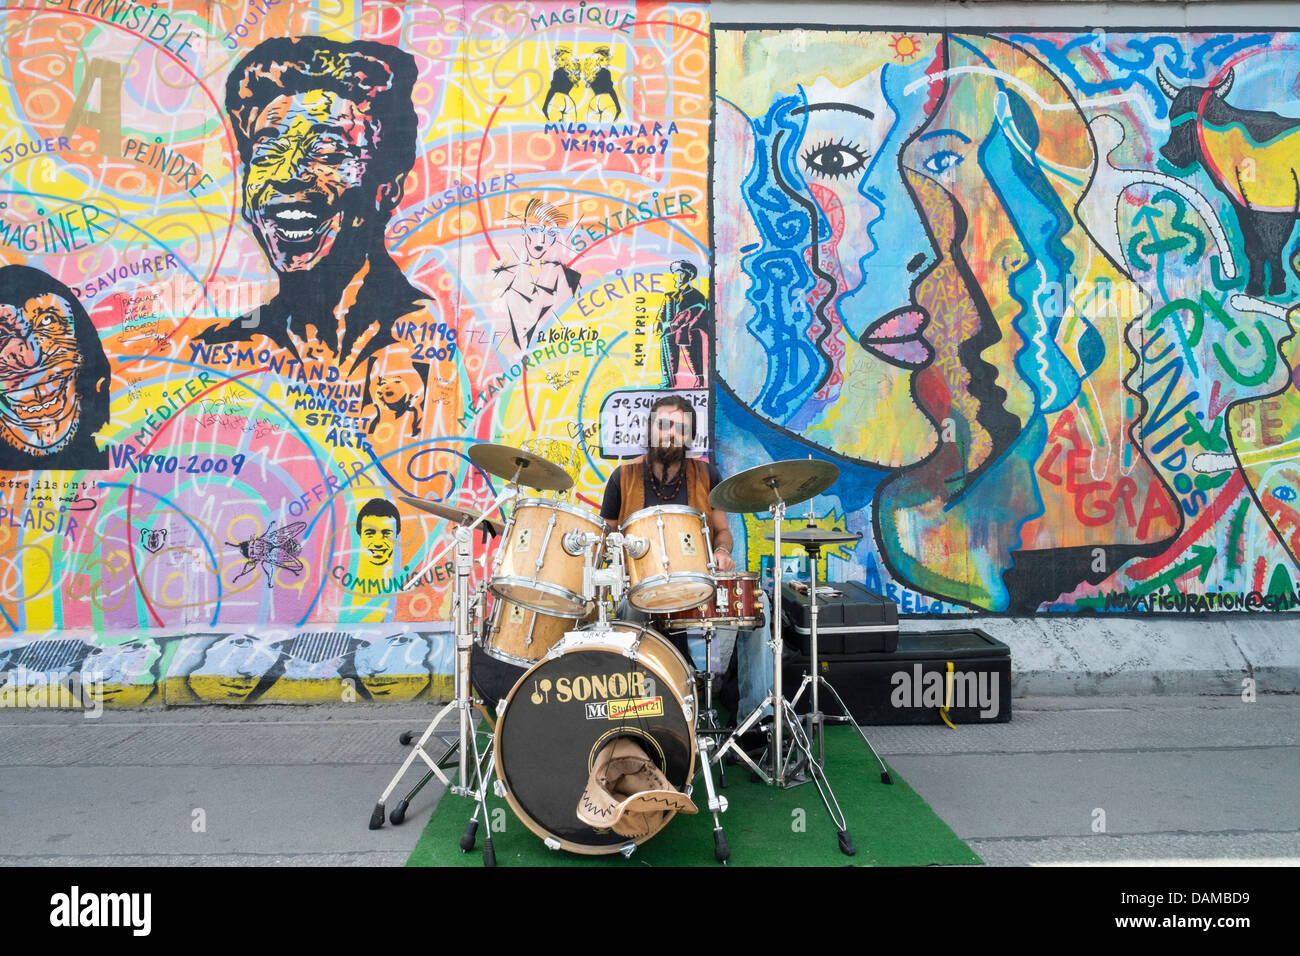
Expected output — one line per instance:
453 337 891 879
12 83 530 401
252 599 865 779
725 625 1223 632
618 456 710 524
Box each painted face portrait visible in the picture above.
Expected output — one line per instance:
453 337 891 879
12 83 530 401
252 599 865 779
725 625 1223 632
875 33 1182 610
80 638 161 706
715 33 944 469
0 265 110 470
242 89 381 274
0 295 81 454
360 513 396 568
523 216 561 261
187 634 280 702
352 631 431 700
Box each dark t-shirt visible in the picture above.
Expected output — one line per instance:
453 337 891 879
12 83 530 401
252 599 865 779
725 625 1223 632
600 458 722 524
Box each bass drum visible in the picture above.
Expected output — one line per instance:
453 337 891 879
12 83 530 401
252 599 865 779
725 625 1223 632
494 622 696 854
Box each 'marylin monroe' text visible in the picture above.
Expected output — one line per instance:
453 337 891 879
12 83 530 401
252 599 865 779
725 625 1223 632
49 886 152 936
890 665 1000 719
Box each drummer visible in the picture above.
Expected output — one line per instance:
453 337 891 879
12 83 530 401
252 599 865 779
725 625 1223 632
599 394 774 725
599 395 734 570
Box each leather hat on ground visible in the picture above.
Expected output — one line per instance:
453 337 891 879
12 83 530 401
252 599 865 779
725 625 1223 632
576 737 697 839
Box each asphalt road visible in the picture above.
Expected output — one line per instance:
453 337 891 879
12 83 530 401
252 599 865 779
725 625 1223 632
1 693 1296 867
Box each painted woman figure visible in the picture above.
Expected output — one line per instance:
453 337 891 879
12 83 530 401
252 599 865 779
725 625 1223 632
714 30 1182 612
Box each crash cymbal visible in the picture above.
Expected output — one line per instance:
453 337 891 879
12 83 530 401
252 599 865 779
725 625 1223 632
709 459 839 513
765 528 862 546
398 496 504 536
468 442 574 492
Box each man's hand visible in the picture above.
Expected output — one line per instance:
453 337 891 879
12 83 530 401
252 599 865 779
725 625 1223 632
713 547 736 572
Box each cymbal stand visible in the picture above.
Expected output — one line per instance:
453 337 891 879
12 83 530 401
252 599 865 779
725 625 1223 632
714 480 789 781
368 480 519 868
784 533 892 785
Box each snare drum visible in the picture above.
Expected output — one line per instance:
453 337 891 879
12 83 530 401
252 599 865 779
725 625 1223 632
494 621 695 854
659 571 762 630
620 505 714 613
490 498 605 617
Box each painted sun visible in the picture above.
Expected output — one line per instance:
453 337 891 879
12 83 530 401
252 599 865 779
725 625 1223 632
890 33 921 62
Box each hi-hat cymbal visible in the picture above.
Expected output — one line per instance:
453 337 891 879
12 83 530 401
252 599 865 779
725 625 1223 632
468 442 574 492
765 528 863 546
709 459 839 513
398 496 504 536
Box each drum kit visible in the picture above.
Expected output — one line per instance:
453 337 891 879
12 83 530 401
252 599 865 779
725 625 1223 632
367 442 891 865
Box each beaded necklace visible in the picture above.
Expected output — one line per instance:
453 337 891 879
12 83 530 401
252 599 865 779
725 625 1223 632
645 459 685 502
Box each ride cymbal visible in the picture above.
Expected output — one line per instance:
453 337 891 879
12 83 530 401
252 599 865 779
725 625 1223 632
468 442 575 492
709 459 839 513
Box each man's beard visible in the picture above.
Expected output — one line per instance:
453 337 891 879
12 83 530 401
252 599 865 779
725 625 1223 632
650 443 686 468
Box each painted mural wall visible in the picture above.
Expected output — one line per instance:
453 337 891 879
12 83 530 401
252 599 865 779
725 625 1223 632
715 26 1300 615
0 2 1296 704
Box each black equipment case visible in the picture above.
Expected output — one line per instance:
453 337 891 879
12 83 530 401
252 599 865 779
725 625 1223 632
779 581 899 654
783 628 1012 725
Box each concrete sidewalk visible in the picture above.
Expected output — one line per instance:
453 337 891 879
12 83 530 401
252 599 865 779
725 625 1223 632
2 692 1296 866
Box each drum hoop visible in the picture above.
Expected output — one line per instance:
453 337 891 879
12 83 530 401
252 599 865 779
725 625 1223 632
629 571 715 592
481 644 548 669
674 616 761 628
619 504 706 531
713 570 758 582
512 496 605 527
628 573 715 613
489 576 588 618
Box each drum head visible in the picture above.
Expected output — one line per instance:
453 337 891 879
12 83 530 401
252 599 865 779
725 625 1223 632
628 575 715 613
496 643 694 853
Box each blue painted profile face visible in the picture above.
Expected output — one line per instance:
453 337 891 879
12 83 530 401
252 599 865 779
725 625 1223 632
719 56 943 468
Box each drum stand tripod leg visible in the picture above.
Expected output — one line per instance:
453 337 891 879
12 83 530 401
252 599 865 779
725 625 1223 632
464 749 498 867
779 697 855 856
712 694 774 785
369 704 457 829
816 676 893 785
694 733 730 862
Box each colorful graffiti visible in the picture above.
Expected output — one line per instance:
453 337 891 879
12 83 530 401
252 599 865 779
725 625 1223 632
1 9 1299 703
0 1 708 699
715 28 1300 614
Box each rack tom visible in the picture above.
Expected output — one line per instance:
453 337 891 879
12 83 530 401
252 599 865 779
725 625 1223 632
620 505 715 613
490 498 605 617
482 597 575 668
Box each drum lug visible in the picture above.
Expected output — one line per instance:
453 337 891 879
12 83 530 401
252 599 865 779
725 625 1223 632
494 779 508 798
683 695 695 723
656 515 669 573
536 513 558 575
544 837 562 851
618 842 637 859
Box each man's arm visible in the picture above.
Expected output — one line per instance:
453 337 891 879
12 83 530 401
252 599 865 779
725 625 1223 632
708 506 735 572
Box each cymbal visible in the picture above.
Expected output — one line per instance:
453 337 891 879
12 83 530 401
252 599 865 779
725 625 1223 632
765 528 862 546
468 442 574 492
398 496 504 536
709 459 839 513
